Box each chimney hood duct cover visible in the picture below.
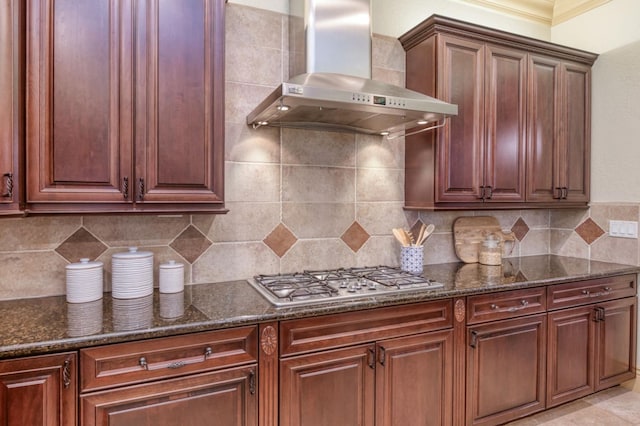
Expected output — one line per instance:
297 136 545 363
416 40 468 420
246 0 457 136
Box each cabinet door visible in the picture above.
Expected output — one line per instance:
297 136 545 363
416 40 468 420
547 305 596 407
526 55 561 202
467 314 546 426
26 0 133 208
483 45 527 202
134 0 224 208
376 330 453 426
0 352 76 426
81 365 257 426
560 62 590 203
595 297 637 390
280 344 375 426
435 35 484 203
0 0 23 214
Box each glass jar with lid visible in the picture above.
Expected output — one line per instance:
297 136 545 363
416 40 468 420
478 233 502 266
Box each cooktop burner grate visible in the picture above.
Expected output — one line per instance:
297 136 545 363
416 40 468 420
251 265 444 306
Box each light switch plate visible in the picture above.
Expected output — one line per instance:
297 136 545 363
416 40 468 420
609 220 638 238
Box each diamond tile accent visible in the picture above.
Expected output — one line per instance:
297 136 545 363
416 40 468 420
264 223 297 257
341 222 370 252
170 225 212 264
575 218 605 245
55 227 108 263
511 218 530 241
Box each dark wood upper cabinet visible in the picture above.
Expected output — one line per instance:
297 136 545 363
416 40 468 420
26 0 225 213
527 56 591 203
400 15 597 210
0 0 24 215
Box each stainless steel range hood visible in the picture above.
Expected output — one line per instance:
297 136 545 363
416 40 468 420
246 0 457 137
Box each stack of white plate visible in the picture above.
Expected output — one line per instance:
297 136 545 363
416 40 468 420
112 247 154 299
112 294 153 331
66 258 103 303
159 260 184 293
67 299 103 336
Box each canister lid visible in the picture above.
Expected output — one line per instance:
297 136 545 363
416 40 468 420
66 258 103 270
159 260 184 269
112 247 153 259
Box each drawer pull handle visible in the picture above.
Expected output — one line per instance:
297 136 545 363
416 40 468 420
506 300 529 313
367 347 375 369
584 287 613 298
138 346 214 371
2 173 13 198
470 330 479 348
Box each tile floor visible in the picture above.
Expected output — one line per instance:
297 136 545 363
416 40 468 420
506 379 640 425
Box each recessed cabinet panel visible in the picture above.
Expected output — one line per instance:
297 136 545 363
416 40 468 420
436 36 484 202
563 63 590 202
138 0 224 204
526 56 558 202
0 0 23 214
27 0 130 203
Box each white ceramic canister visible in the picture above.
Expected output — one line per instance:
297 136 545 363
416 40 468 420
159 260 184 293
66 258 104 303
111 247 154 299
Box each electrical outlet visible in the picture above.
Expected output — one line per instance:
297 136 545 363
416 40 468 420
609 220 638 238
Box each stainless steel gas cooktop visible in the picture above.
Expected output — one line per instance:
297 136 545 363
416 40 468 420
249 266 444 307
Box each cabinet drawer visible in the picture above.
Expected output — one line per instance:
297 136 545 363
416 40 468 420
467 287 546 324
280 299 452 356
80 326 257 392
547 274 637 311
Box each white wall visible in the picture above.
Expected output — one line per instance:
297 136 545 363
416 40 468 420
227 0 288 14
371 0 550 39
551 0 640 203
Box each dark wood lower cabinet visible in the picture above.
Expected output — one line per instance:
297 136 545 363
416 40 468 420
80 365 257 426
279 344 376 426
376 330 454 426
466 314 547 426
0 352 77 426
279 331 454 426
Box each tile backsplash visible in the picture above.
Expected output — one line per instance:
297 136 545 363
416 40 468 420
0 4 635 300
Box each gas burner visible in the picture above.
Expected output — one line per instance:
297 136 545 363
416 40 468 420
250 265 444 306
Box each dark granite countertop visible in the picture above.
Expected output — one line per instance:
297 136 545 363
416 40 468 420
1 255 638 359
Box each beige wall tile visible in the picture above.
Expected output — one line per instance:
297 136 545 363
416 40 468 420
0 252 67 300
371 67 405 87
519 229 550 256
225 121 281 163
372 34 405 71
520 209 550 228
281 239 357 272
551 230 590 258
591 235 639 266
194 202 281 243
424 233 459 264
226 42 282 86
355 236 399 267
83 215 189 247
550 208 589 229
282 128 356 166
421 211 474 232
226 162 281 202
356 202 413 236
283 166 355 203
480 210 521 229
226 82 278 124
226 4 283 50
0 217 81 251
283 203 354 238
590 203 640 231
193 242 279 283
356 168 404 202
356 133 404 169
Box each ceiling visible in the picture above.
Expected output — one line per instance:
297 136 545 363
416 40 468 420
462 0 611 25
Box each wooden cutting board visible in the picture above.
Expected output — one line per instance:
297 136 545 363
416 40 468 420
453 216 505 263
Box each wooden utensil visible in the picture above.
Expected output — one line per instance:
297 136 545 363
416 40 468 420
417 223 435 246
392 228 410 247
